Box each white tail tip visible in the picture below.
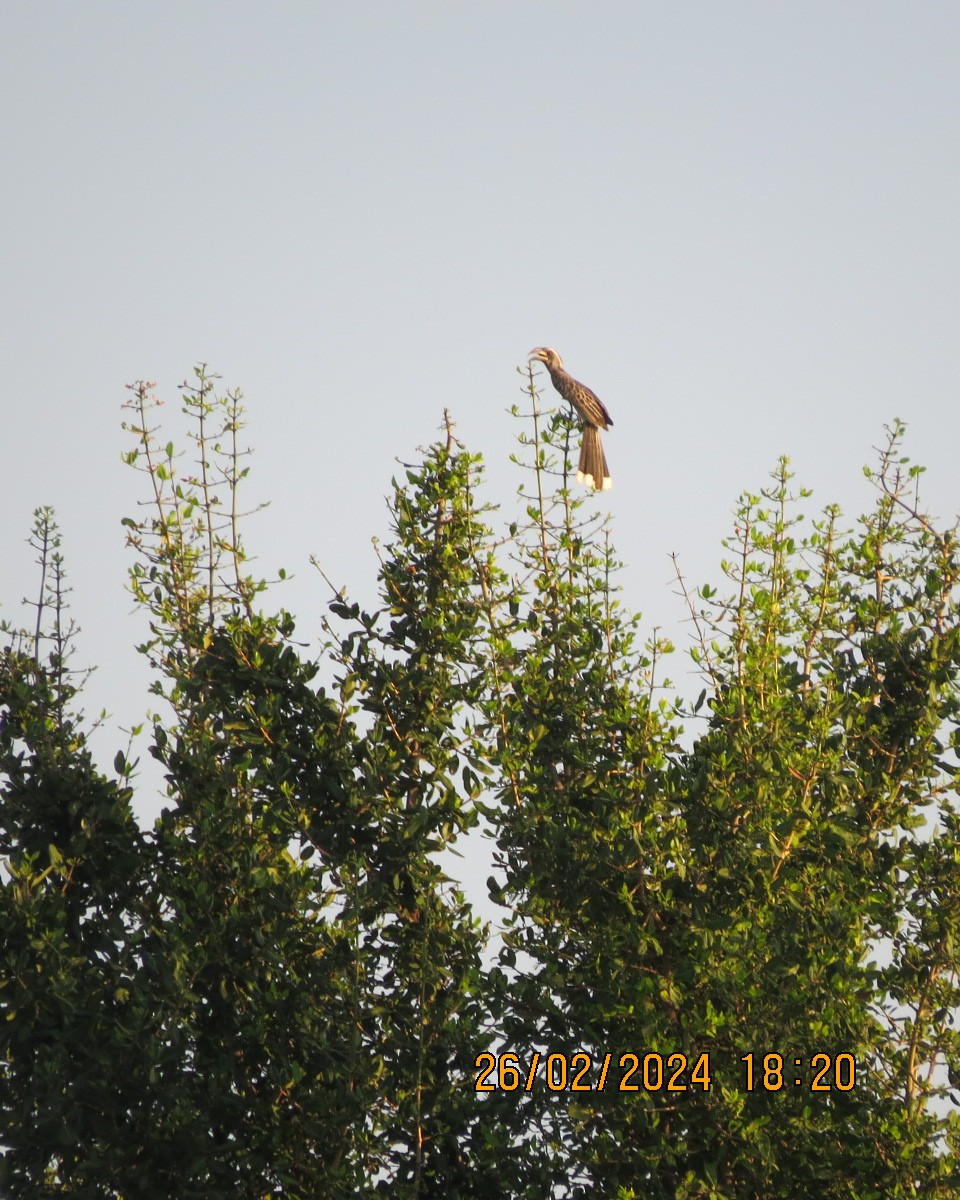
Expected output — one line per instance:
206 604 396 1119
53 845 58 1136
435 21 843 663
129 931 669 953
576 470 613 491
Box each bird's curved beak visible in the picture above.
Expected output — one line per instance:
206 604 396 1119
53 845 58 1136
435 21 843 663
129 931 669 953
528 348 542 359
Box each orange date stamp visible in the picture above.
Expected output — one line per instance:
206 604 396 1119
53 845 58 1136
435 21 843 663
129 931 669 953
474 1050 713 1093
474 1051 857 1093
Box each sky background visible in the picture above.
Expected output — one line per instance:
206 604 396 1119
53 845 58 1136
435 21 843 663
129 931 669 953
3 2 960 902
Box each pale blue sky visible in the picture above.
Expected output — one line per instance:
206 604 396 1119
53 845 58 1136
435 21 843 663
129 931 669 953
3 4 960 852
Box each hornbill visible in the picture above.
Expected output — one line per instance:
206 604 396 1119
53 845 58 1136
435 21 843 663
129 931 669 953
529 347 613 491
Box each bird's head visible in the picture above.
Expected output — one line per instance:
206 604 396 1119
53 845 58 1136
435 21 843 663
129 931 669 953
529 347 563 370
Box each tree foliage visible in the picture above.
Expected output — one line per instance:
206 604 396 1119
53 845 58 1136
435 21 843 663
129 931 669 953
2 367 959 1198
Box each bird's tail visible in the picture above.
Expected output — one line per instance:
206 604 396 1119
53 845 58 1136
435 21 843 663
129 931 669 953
577 425 612 491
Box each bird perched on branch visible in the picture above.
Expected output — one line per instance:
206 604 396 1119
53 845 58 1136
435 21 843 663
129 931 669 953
529 347 613 491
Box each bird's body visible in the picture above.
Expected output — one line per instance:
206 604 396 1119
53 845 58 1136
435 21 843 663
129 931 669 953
529 347 613 490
